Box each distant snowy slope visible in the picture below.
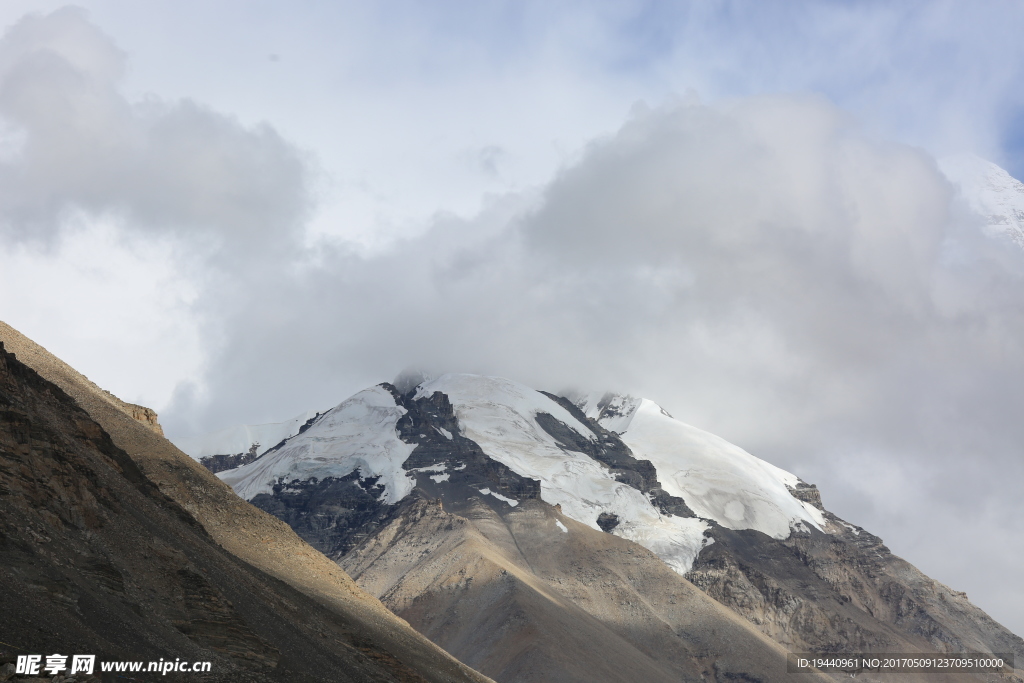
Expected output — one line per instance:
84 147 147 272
172 408 323 460
940 153 1024 247
577 391 642 434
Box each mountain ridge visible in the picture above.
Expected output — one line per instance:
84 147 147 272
204 370 1023 682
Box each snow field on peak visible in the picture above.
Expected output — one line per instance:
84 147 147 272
417 374 711 573
218 386 415 502
577 390 823 537
416 374 598 439
619 399 824 538
173 409 323 460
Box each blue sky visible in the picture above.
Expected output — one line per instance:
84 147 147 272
2 0 1024 637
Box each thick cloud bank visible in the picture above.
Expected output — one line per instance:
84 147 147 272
193 96 1024 442
175 95 1024 634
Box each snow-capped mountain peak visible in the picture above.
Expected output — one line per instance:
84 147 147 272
210 373 825 577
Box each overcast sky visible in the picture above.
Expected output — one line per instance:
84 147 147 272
2 1 1024 636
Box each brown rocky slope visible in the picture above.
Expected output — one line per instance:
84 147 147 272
342 492 836 683
0 321 493 683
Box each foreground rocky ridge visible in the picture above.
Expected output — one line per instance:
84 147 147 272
204 373 1022 682
0 322 493 683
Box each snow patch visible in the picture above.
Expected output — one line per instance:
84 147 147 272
838 520 861 536
411 463 447 473
430 473 451 483
436 426 453 440
478 488 519 507
556 520 568 533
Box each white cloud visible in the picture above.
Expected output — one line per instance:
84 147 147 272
0 7 312 408
0 6 309 252
0 214 203 408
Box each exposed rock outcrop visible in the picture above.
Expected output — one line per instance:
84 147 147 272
200 449 259 473
200 442 262 474
121 401 165 435
786 480 824 511
395 385 543 505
